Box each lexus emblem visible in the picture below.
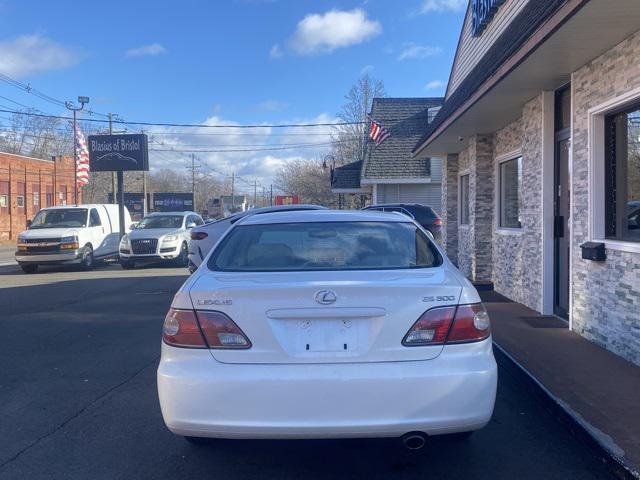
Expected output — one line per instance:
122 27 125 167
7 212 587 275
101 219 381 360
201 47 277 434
314 290 337 305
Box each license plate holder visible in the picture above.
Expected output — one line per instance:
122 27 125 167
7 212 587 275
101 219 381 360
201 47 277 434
296 319 358 353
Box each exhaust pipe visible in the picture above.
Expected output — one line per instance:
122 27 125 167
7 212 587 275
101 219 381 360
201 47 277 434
401 431 427 450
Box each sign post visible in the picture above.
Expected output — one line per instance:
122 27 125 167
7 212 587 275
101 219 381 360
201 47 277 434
87 133 149 238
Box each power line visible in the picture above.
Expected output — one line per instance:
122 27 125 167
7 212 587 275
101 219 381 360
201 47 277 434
0 108 365 129
149 142 336 153
0 72 111 119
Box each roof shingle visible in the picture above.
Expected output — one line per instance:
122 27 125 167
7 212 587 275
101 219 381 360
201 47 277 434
362 97 443 180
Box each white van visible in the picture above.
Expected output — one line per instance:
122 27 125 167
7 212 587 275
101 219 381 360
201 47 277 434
15 204 132 273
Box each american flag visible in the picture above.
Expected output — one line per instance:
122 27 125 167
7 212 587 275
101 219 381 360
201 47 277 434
367 114 391 146
74 126 90 186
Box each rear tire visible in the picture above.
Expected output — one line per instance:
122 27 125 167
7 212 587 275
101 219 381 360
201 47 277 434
20 264 38 274
80 245 94 271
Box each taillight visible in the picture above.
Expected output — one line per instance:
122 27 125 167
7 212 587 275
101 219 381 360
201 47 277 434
162 308 251 349
196 311 251 349
446 304 491 344
163 308 207 348
432 218 443 226
191 231 208 241
402 306 456 346
403 303 490 346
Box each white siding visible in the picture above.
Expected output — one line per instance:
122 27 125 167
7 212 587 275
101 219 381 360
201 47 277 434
378 184 442 214
446 0 529 99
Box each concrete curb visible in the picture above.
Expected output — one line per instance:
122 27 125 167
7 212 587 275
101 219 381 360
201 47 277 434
493 342 640 480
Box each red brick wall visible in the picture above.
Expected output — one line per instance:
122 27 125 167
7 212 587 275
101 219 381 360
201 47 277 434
0 152 82 240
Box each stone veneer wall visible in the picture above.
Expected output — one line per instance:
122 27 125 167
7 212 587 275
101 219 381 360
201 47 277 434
571 29 640 365
491 97 544 312
455 135 494 282
442 154 459 262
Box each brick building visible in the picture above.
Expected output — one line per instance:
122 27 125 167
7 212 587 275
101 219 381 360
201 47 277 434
413 1 640 365
0 152 81 240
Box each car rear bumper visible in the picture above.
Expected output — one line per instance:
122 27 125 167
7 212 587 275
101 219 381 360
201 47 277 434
15 249 82 264
157 339 497 439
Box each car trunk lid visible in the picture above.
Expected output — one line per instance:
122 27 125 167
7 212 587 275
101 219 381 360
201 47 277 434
189 269 462 364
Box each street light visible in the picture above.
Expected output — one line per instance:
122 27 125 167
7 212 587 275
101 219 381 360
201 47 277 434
65 96 89 205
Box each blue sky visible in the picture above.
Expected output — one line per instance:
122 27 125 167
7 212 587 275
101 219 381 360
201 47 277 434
0 0 466 186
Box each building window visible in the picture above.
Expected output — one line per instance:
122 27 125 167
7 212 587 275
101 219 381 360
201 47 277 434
33 192 39 206
460 174 470 225
605 104 640 242
499 157 522 228
16 195 25 208
0 195 7 208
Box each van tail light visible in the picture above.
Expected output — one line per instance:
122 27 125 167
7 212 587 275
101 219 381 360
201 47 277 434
196 311 251 349
191 231 208 241
432 218 443 226
403 303 490 346
162 308 251 349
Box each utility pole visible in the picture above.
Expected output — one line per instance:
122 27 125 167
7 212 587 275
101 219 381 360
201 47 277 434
109 113 117 204
231 172 235 209
253 179 257 208
270 184 273 206
191 153 196 212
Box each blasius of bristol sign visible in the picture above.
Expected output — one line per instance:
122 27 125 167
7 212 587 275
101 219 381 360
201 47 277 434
471 0 506 37
87 133 149 171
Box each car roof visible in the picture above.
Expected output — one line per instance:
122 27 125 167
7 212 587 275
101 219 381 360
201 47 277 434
366 203 429 208
146 211 193 216
237 209 411 225
40 204 102 210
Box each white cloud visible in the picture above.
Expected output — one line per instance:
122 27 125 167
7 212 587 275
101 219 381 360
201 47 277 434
360 64 374 75
288 9 381 55
269 44 283 59
147 113 338 187
125 43 167 58
424 80 446 90
0 34 78 78
420 0 467 13
258 99 289 111
397 43 442 61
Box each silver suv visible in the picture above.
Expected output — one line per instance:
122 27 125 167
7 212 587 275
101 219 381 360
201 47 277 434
119 211 204 269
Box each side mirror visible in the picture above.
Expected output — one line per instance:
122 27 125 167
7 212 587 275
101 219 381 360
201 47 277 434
186 222 197 229
129 223 137 230
26 219 32 228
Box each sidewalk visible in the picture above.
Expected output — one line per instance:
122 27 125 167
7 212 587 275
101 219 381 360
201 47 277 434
482 290 640 478
0 244 16 267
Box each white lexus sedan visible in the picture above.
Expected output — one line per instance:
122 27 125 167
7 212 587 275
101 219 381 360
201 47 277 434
157 210 497 446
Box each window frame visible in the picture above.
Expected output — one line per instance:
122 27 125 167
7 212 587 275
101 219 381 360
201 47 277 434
588 87 640 253
0 194 7 209
459 172 470 226
496 153 523 231
16 195 25 208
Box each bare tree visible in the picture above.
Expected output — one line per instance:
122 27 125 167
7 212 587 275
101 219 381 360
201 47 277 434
331 73 386 165
273 158 336 207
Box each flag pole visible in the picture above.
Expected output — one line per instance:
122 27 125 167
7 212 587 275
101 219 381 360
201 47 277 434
65 96 89 205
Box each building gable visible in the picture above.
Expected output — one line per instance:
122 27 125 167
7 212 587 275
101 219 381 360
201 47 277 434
446 0 530 100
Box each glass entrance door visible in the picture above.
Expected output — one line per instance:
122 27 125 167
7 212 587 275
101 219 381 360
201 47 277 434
554 85 571 319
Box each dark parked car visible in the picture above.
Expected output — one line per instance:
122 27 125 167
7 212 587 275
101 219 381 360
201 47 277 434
363 203 443 240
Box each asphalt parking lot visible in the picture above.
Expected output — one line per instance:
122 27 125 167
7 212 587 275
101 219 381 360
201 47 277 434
0 263 615 480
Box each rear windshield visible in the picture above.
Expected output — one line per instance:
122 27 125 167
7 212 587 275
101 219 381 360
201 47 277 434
209 221 442 272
